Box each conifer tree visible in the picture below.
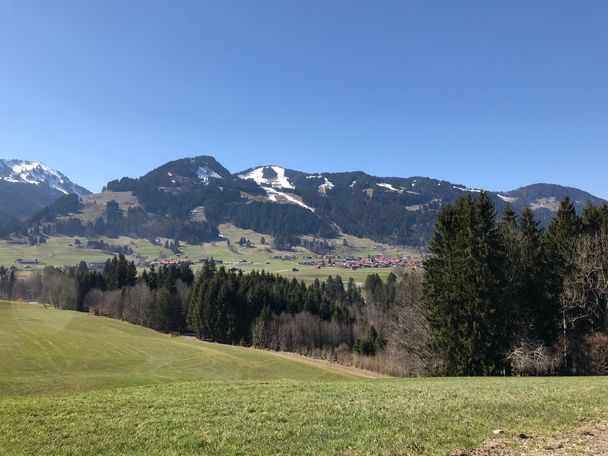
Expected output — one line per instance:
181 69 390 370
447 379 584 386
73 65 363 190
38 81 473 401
424 192 509 375
545 197 581 367
517 207 554 343
581 202 603 234
498 205 524 342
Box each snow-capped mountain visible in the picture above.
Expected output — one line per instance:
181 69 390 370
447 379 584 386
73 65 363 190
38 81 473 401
0 159 90 220
5 154 605 245
238 166 295 190
0 160 89 197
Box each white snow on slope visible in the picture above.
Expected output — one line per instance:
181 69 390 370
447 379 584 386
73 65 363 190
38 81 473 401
0 159 88 196
197 166 222 181
377 182 403 193
453 185 482 193
238 166 294 189
319 178 334 194
264 187 315 212
498 194 518 203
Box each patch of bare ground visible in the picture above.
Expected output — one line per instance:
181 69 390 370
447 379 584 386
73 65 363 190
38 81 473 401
453 421 608 455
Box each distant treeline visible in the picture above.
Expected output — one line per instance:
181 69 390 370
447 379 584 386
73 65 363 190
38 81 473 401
0 255 399 372
86 239 133 255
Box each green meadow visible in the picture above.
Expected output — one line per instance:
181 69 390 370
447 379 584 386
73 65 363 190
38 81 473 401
1 301 608 455
0 224 419 283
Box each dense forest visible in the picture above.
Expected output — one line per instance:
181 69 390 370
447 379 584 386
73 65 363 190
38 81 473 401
2 192 608 376
423 193 608 375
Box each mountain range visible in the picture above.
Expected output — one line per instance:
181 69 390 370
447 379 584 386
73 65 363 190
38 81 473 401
0 159 90 219
1 156 605 246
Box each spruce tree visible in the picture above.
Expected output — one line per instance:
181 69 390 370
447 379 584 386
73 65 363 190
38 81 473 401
519 207 555 344
498 205 523 342
545 197 581 368
424 192 509 375
581 202 602 234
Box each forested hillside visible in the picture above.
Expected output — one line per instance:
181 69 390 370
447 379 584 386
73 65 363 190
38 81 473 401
3 155 605 248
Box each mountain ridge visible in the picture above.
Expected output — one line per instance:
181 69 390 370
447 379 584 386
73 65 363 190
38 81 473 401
3 155 605 246
0 159 90 221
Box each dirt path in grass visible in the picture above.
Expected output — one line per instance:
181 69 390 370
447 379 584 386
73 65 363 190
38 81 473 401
177 334 385 379
453 421 608 455
268 350 386 378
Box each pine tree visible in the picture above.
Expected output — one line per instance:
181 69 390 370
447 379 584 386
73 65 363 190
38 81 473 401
424 192 509 375
545 197 581 368
127 261 137 286
498 205 523 342
107 256 119 290
519 207 555 344
156 286 182 331
116 254 129 288
581 202 603 234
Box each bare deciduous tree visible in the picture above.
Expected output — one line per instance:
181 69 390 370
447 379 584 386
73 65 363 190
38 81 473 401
39 273 78 310
582 332 608 375
85 289 105 315
123 282 154 326
561 229 608 334
507 339 560 376
386 272 431 375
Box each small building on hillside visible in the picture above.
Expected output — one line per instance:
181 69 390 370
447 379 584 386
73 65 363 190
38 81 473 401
88 261 108 271
16 258 39 265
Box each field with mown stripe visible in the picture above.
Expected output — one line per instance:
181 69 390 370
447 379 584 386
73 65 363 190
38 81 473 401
0 301 357 396
2 301 608 455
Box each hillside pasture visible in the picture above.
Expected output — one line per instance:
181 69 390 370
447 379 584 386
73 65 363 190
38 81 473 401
0 224 419 283
0 301 358 397
1 301 608 455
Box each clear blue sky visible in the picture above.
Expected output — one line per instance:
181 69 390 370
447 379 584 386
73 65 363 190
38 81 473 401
1 1 606 197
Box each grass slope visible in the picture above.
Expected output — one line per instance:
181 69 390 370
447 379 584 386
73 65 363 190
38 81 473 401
0 301 358 397
2 301 608 455
0 225 419 283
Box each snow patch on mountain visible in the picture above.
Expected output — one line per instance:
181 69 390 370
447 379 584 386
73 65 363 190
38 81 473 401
498 194 518 203
238 166 294 189
197 166 222 181
318 178 334 195
377 182 403 194
0 159 89 196
453 185 482 193
264 187 315 212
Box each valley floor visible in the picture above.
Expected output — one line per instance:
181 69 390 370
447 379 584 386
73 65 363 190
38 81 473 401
1 301 608 455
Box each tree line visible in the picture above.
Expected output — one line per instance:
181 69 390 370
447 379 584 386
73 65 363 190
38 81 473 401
3 193 608 376
2 256 393 369
421 193 608 375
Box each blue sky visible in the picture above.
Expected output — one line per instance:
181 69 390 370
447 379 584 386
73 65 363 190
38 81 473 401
0 1 606 197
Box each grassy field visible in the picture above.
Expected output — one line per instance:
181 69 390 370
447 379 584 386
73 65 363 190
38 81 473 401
2 301 608 455
0 301 357 397
0 224 420 283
